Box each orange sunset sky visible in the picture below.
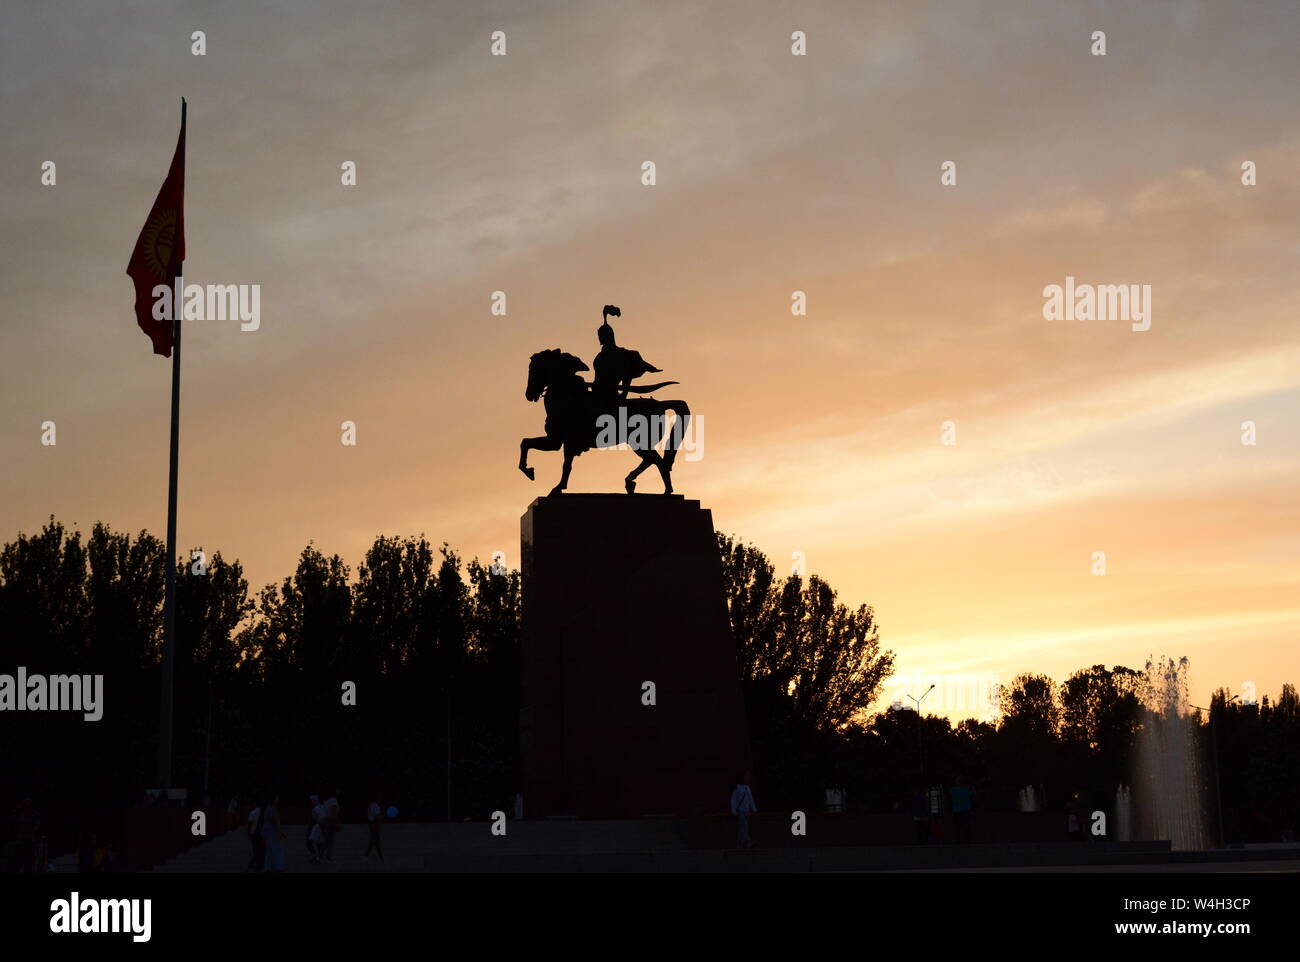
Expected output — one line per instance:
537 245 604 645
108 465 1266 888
2 1 1297 720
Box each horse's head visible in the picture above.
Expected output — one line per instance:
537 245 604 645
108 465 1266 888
526 349 589 402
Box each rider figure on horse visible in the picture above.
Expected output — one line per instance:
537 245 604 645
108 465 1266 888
591 305 665 408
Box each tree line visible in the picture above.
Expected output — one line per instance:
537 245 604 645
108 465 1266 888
1 518 1294 844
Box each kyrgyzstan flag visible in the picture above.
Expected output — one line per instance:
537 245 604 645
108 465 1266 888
126 105 186 357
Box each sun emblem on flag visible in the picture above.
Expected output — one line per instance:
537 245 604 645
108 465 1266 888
140 208 178 280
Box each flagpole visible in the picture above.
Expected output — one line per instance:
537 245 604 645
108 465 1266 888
158 97 185 794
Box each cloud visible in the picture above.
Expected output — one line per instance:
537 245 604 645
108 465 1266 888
998 194 1109 235
1126 167 1222 215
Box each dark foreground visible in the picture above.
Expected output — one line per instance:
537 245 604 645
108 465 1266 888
54 821 1300 874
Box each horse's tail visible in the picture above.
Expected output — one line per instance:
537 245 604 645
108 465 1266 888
661 400 690 468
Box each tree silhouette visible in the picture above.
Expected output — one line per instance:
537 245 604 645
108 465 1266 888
1 517 1296 854
717 532 894 731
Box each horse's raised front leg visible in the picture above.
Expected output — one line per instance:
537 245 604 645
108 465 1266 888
520 435 560 481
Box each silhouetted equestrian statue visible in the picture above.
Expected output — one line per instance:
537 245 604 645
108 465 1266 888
520 305 691 496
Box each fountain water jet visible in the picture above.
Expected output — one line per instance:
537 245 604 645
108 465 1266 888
1114 784 1132 842
1017 784 1043 813
1132 656 1210 850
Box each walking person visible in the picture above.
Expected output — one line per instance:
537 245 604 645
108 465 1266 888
247 796 265 873
730 772 757 849
911 783 931 844
305 795 320 862
364 790 384 861
308 814 325 865
949 776 975 844
1066 797 1084 842
321 789 341 864
261 793 287 873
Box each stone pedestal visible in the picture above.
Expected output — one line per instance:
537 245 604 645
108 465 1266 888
520 494 752 818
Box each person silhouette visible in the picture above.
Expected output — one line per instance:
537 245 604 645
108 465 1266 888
949 775 974 844
591 305 663 406
730 772 757 849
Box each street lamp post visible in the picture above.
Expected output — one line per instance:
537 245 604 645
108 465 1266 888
905 684 937 775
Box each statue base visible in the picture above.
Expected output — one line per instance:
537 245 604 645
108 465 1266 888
520 494 752 818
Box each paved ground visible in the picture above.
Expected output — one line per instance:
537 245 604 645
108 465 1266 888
892 860 1300 873
146 820 691 873
86 822 1297 874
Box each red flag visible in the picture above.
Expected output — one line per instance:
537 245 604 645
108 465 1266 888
126 108 186 357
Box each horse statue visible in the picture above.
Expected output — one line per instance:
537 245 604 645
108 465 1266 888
518 348 691 496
